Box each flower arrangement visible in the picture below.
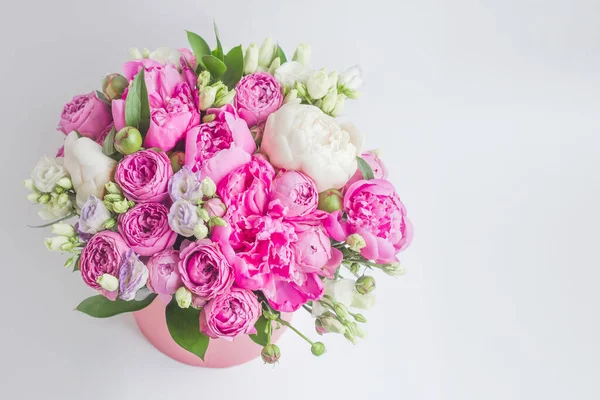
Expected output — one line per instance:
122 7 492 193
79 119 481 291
24 26 413 364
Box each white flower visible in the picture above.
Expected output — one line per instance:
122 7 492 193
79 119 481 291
292 42 311 67
244 43 259 74
175 287 192 308
38 193 73 220
168 200 199 237
274 61 311 88
78 195 112 234
31 156 68 193
331 94 346 117
338 65 363 98
63 132 117 207
306 69 331 100
352 292 376 310
320 88 338 114
148 47 182 68
44 236 71 252
97 274 119 292
262 103 364 191
258 37 277 68
51 222 76 237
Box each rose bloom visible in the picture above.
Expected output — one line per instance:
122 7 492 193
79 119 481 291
112 59 200 151
118 203 177 256
79 231 130 300
268 170 318 218
178 237 235 301
185 104 256 185
58 92 112 141
234 72 283 127
146 250 182 295
343 150 387 192
115 149 173 203
199 287 261 340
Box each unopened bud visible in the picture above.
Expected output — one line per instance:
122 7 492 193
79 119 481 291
23 179 34 191
261 344 281 364
103 218 116 229
209 216 227 227
115 127 143 155
334 303 350 320
27 192 41 203
197 207 210 222
355 275 376 295
317 189 343 212
382 262 406 277
199 86 218 111
57 177 72 190
346 233 366 252
175 287 192 308
169 152 185 173
244 43 259 75
352 313 367 323
44 236 71 252
38 194 50 204
202 114 216 123
112 200 129 214
200 177 217 197
103 193 123 203
197 70 211 89
97 274 119 292
310 342 326 357
105 182 122 195
292 42 311 66
193 223 208 240
102 73 128 100
51 222 76 238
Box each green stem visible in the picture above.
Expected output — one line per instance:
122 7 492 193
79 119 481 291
302 304 312 313
27 213 76 228
277 318 314 345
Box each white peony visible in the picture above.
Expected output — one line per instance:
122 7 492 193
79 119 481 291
274 61 311 88
31 156 68 193
261 103 364 191
63 132 117 207
130 47 182 68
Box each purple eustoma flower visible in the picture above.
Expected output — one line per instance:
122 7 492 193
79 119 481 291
118 249 149 301
168 166 203 204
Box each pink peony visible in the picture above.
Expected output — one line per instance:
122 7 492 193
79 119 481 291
115 149 173 203
146 249 182 295
118 203 177 256
343 150 387 192
269 170 318 218
178 238 235 301
234 72 283 127
112 59 200 151
184 104 256 185
291 219 343 279
199 287 261 340
58 92 112 141
79 231 130 299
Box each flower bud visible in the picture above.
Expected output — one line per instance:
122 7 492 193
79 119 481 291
317 189 343 212
338 65 363 92
127 200 135 208
294 82 309 99
199 86 218 111
51 222 76 237
213 83 236 107
349 262 361 276
203 198 226 218
334 303 350 320
344 330 357 345
200 177 217 197
258 37 277 68
169 152 185 173
355 275 376 295
44 236 71 252
27 192 41 203
103 193 123 203
54 186 65 194
193 222 209 240
97 274 119 292
202 114 216 123
23 179 34 191
321 88 338 114
263 309 279 320
316 312 346 334
105 182 122 195
268 57 281 75
283 89 299 105
57 177 73 190
244 43 259 75
261 344 281 364
328 71 339 88
347 233 367 252
310 342 326 357
115 127 143 155
197 70 211 89
331 94 346 117
57 193 70 206
103 218 116 229
112 200 130 214
209 216 227 227
175 286 192 308
197 207 210 222
38 194 50 204
382 262 406 277
102 73 128 100
60 241 75 251
352 313 367 323
292 42 311 66
306 69 331 100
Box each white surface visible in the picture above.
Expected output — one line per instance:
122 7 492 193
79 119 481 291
1 1 599 399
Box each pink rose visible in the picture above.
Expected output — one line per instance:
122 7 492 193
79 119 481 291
118 203 177 256
79 231 130 299
269 170 318 218
199 287 261 340
115 149 173 203
343 150 387 192
146 250 182 295
112 59 200 151
234 72 283 127
58 92 112 141
178 238 235 301
184 104 256 185
342 179 413 263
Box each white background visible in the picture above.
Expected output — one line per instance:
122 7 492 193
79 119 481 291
1 1 599 399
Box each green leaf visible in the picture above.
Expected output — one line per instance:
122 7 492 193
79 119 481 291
249 315 270 346
202 55 227 79
95 90 111 106
76 293 157 318
186 31 211 69
73 256 80 272
356 156 375 180
125 69 150 134
222 45 244 90
166 299 210 360
101 127 117 156
213 21 224 61
276 45 287 64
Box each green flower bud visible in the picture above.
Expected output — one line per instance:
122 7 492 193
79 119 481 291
23 179 34 191
321 88 338 114
294 81 308 99
202 114 216 123
283 89 299 105
209 216 227 227
57 193 70 206
261 344 281 364
103 218 116 229
347 233 367 252
175 287 192 308
348 321 367 339
352 313 367 323
200 177 217 197
349 262 361 276
316 312 346 334
197 207 210 222
112 200 130 214
54 186 65 194
51 222 76 238
317 189 343 212
199 86 218 111
334 303 349 320
38 194 50 204
292 42 311 67
127 200 135 208
355 275 376 295
104 193 124 203
105 182 122 195
197 70 211 89
268 57 281 75
27 192 41 203
45 236 70 252
102 73 128 100
115 127 143 155
244 43 259 75
344 330 357 345
263 309 279 320
193 223 209 240
382 262 406 277
258 37 276 68
103 200 114 212
169 152 185 173
213 83 235 107
310 342 326 357
97 274 119 292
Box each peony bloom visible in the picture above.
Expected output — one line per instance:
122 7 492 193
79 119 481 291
199 287 261 340
261 103 364 191
185 104 256 185
118 203 177 256
79 231 130 300
58 92 113 141
168 166 203 204
291 219 343 279
234 72 283 127
146 250 182 295
63 132 117 207
78 195 112 234
343 150 387 192
268 170 318 218
118 249 149 301
112 59 200 151
115 149 173 203
30 156 69 193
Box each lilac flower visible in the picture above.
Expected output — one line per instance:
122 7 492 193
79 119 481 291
168 200 199 237
168 166 203 204
118 249 149 301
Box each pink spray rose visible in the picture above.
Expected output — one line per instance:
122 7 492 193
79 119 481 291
146 250 182 295
115 149 173 203
118 203 177 256
234 72 283 127
203 198 226 218
178 238 235 301
199 287 261 340
58 92 112 141
112 59 200 151
79 231 130 299
343 150 387 192
184 104 257 185
269 170 318 218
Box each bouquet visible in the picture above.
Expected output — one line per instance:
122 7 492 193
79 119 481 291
24 25 413 364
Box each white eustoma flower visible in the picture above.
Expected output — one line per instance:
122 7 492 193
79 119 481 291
63 132 117 207
31 156 68 193
261 103 364 191
274 61 311 88
338 65 363 90
306 69 331 100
